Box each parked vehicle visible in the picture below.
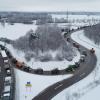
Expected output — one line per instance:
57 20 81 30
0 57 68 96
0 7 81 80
4 79 11 86
1 50 7 58
6 69 11 76
2 92 10 100
4 59 9 63
5 76 11 82
3 85 11 94
4 63 10 70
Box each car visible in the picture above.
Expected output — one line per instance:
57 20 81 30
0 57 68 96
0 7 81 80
4 63 10 70
4 59 9 63
82 50 87 56
4 80 11 86
3 85 11 94
80 55 85 62
6 69 11 76
51 68 59 75
2 92 10 100
34 68 43 74
5 76 11 82
23 67 31 72
75 62 80 68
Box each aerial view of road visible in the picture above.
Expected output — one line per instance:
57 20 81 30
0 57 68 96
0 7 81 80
0 10 100 100
32 30 97 100
0 26 97 100
0 53 4 98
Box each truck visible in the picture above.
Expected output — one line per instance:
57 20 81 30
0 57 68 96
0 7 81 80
90 48 95 54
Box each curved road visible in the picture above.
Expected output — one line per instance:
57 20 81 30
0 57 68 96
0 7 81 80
32 29 97 100
0 27 97 100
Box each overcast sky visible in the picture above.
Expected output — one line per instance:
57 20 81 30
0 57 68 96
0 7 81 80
0 0 100 12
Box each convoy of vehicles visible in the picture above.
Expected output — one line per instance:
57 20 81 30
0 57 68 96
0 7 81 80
0 32 96 99
0 46 15 100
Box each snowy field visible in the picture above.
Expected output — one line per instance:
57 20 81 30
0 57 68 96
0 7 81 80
15 69 72 100
6 44 80 70
52 14 100 20
0 23 80 70
52 14 100 29
52 30 100 100
0 23 37 40
0 14 100 100
0 22 75 100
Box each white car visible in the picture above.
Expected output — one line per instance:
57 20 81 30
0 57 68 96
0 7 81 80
6 69 11 76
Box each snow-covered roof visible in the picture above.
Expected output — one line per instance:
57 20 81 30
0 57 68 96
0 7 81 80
1 50 7 57
3 92 10 97
5 76 11 81
4 86 10 92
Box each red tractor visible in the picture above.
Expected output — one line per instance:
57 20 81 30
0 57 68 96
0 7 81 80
16 61 25 69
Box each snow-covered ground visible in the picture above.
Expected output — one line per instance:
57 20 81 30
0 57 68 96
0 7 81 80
52 30 100 100
0 22 76 100
52 14 100 20
52 14 100 29
6 44 80 70
15 69 72 100
0 23 37 40
0 23 80 70
0 15 100 100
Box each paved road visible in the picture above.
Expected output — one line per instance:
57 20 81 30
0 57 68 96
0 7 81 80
0 53 4 98
32 30 97 100
0 48 16 100
0 27 97 100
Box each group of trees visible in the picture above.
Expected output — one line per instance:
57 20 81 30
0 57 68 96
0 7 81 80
0 12 53 24
11 24 75 62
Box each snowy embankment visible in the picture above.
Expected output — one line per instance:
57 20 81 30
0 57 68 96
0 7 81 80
52 30 100 100
15 69 72 100
0 23 37 40
0 23 78 100
0 23 80 70
7 45 80 70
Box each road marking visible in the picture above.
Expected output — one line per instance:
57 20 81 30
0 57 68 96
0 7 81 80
80 73 85 77
54 84 63 90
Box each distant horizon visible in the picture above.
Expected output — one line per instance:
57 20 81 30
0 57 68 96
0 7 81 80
0 11 100 15
0 10 100 13
0 0 100 12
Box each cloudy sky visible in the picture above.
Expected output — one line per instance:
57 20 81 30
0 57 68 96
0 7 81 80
0 0 100 12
